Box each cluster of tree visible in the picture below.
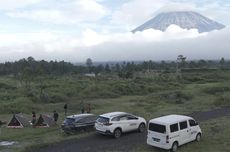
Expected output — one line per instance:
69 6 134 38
0 56 229 78
0 57 75 76
86 56 229 78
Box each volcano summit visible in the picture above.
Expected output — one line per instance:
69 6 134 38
132 11 225 33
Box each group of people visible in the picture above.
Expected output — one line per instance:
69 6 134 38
31 102 92 125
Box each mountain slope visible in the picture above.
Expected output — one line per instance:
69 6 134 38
132 11 225 33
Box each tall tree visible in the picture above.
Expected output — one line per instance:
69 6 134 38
86 58 93 73
177 55 187 69
219 57 225 69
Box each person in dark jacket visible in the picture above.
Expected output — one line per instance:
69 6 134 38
64 103 68 115
53 111 59 124
32 111 36 125
86 103 91 113
81 106 85 114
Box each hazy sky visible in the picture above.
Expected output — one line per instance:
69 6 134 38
0 0 229 62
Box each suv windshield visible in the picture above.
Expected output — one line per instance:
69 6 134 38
149 123 166 134
97 116 109 124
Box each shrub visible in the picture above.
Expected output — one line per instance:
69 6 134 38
203 85 230 95
0 82 16 90
213 94 230 106
49 93 68 103
148 90 193 104
80 84 119 98
0 97 35 114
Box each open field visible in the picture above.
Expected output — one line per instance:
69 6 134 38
0 70 230 151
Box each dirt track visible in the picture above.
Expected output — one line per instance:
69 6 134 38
31 107 230 152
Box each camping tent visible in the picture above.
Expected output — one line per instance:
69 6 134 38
35 114 55 128
7 114 30 128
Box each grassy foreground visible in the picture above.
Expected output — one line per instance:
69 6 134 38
0 70 230 151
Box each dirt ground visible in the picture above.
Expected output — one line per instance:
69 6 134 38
31 107 230 152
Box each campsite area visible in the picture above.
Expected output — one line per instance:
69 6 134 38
0 61 230 152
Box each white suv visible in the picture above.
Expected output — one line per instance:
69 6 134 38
95 112 146 138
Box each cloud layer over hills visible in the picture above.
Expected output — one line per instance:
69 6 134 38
0 25 229 62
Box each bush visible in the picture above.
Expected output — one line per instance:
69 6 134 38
148 90 193 104
213 94 230 106
203 85 230 95
0 82 16 90
0 92 17 101
49 93 68 103
80 84 119 98
0 97 35 114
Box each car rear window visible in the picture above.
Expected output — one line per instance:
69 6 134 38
97 116 109 123
149 123 166 134
78 116 97 123
64 118 75 124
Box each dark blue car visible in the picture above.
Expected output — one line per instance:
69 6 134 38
61 114 97 134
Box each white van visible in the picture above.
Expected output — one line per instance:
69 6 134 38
147 115 202 152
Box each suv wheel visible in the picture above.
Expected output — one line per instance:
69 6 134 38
196 133 201 142
114 128 122 138
171 142 178 152
138 123 146 133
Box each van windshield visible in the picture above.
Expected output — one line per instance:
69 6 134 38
149 123 166 134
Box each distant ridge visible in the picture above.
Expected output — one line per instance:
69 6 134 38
132 11 225 33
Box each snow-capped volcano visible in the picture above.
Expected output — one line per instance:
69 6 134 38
132 11 225 33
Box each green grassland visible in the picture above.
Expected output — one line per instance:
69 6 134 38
0 70 230 151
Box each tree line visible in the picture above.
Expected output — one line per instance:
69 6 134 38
0 56 229 78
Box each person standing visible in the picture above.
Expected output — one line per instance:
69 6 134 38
64 103 68 116
86 103 91 113
80 101 85 114
81 105 85 114
32 111 36 125
53 110 59 124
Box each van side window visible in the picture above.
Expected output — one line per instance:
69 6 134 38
189 119 197 127
170 123 179 133
179 121 188 130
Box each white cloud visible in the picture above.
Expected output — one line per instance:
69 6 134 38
0 31 58 47
6 0 109 24
0 0 41 10
111 0 166 30
85 27 230 61
153 2 196 15
1 25 229 62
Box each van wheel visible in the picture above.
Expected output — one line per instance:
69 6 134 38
196 133 201 142
138 123 146 133
171 142 178 152
114 128 122 138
